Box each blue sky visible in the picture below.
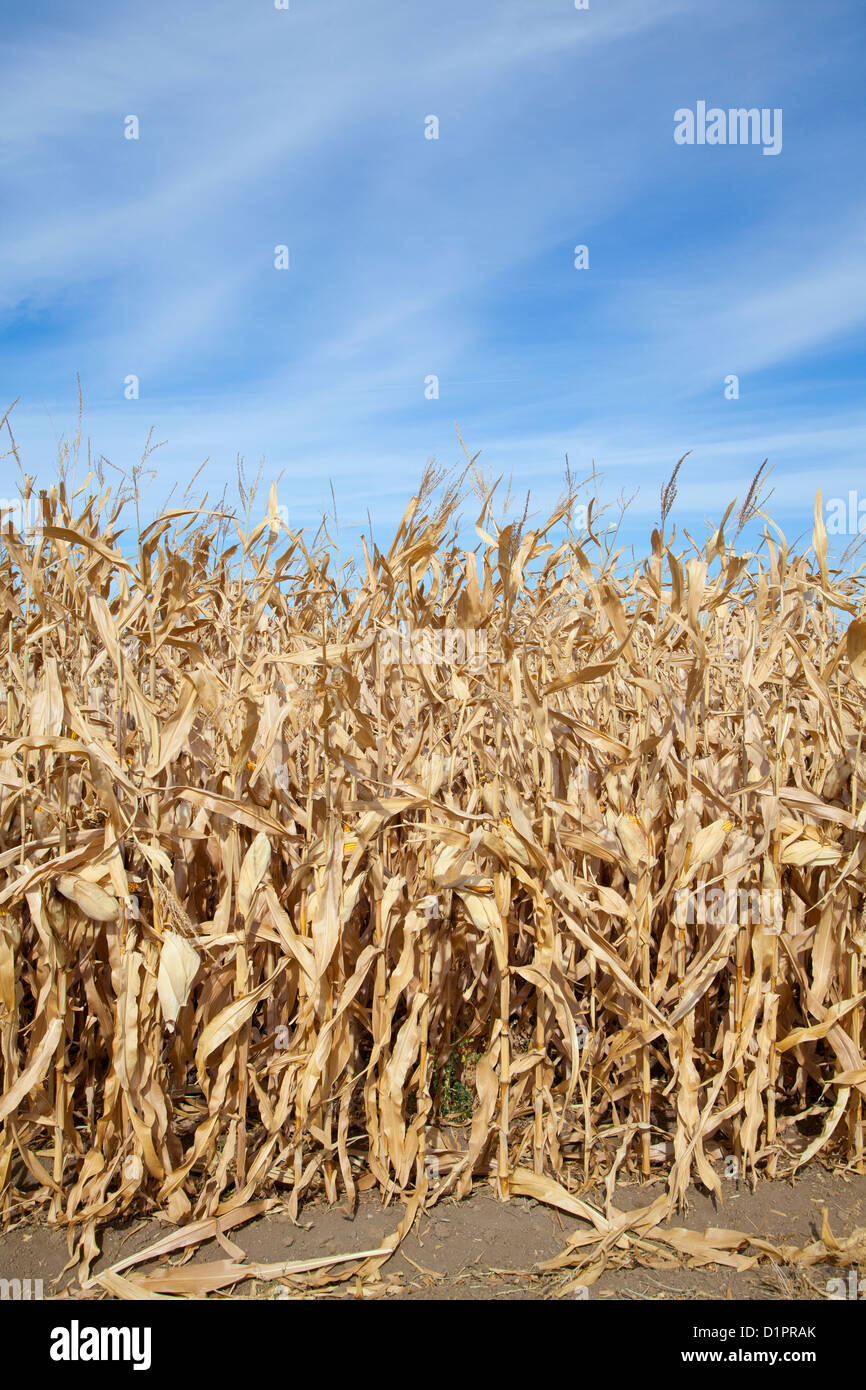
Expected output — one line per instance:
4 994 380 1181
1 0 864 554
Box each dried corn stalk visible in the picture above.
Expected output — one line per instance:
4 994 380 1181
0 470 864 1278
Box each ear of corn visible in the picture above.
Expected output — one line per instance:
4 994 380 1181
56 874 119 922
0 477 864 1276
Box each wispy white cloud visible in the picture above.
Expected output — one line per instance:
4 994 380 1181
0 0 863 550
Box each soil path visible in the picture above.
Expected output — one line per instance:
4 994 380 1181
2 1167 864 1300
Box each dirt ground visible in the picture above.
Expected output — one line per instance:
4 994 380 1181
1 1165 865 1301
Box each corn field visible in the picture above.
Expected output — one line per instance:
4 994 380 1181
1 464 866 1285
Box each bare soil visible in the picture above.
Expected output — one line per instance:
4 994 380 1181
2 1166 864 1301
